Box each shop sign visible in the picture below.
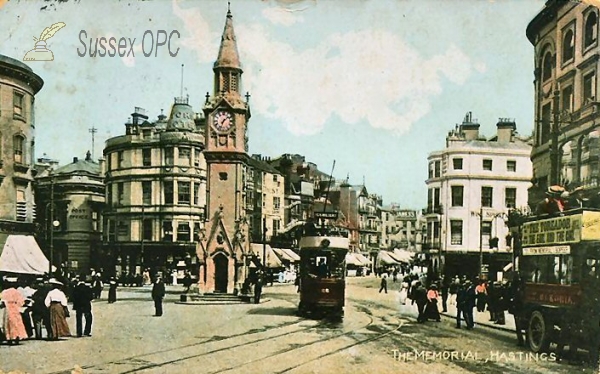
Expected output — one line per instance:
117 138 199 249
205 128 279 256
582 211 600 240
522 215 581 247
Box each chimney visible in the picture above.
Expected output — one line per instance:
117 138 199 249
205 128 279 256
496 118 516 143
459 111 480 140
73 157 78 163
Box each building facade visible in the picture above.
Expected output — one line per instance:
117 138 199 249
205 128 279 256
527 1 600 196
380 206 419 251
103 102 206 280
35 152 104 274
0 55 43 249
424 113 533 280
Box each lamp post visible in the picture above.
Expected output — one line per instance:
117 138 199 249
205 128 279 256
48 177 61 275
262 216 267 273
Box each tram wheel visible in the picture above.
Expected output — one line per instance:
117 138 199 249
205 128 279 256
528 311 550 353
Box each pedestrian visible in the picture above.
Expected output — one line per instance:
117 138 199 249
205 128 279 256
424 284 441 322
152 275 165 316
31 278 51 339
449 276 460 306
108 277 117 303
464 280 476 329
0 277 29 345
254 272 263 304
379 274 388 294
440 276 449 313
143 269 151 286
92 275 103 299
72 275 93 337
17 278 35 338
392 268 398 283
475 280 487 312
44 278 71 340
411 281 428 323
455 282 467 328
183 271 192 293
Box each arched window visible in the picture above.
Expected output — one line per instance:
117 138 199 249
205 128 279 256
585 12 598 48
13 135 25 164
563 29 574 63
542 51 553 82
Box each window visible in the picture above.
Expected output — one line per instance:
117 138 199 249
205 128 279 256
434 161 441 177
482 221 492 248
142 181 152 205
92 211 99 232
164 181 173 204
178 147 191 166
178 181 190 204
107 220 116 242
562 29 574 63
16 189 26 222
162 221 173 241
507 160 516 172
142 129 151 139
177 222 191 242
107 185 113 206
165 148 174 165
542 51 553 82
451 185 464 207
428 162 434 179
13 135 24 164
482 159 492 171
453 158 463 170
434 188 440 208
505 187 517 208
194 148 201 167
450 220 463 245
272 219 280 237
585 12 598 49
117 221 129 237
117 182 124 205
13 91 23 116
143 219 153 241
481 186 493 207
273 196 281 210
584 71 596 103
562 85 573 113
540 103 552 145
219 172 228 181
142 148 151 166
118 151 124 168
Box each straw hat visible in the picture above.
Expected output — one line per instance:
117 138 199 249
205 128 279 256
48 278 64 286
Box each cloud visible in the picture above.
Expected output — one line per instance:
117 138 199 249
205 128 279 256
172 0 217 63
262 7 304 26
239 25 485 136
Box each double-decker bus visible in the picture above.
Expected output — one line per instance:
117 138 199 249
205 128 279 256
511 208 600 358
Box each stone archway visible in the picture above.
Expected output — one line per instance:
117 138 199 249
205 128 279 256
213 252 229 293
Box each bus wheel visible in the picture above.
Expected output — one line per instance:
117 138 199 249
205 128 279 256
528 311 550 353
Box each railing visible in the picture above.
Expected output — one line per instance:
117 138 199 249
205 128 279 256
423 205 443 215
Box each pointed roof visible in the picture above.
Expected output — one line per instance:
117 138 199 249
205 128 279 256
214 7 242 71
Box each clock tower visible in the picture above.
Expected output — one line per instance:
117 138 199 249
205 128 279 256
200 7 251 293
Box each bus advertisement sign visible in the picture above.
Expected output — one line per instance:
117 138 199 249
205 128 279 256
524 283 581 306
521 214 581 247
522 245 570 256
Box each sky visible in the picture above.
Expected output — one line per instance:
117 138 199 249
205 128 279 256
0 0 548 209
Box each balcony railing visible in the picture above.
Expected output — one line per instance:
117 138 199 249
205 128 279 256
423 205 443 215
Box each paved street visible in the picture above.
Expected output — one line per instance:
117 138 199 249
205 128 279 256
0 277 595 374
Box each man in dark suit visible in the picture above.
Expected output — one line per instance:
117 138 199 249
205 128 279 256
152 275 166 316
72 275 94 337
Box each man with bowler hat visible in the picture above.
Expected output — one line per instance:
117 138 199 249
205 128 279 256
152 274 166 316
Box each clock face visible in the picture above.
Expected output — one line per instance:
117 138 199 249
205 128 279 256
213 111 233 133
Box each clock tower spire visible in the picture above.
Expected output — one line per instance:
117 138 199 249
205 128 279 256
200 6 251 294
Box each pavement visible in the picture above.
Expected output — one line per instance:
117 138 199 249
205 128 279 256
439 299 516 333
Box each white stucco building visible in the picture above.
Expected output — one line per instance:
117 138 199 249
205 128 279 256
424 112 533 280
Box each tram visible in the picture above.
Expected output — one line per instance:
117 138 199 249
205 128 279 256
297 227 349 319
510 208 600 357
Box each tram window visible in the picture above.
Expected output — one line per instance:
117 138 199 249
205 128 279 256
316 257 329 277
522 255 574 284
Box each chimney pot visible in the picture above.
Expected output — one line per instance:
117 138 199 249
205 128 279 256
73 157 78 163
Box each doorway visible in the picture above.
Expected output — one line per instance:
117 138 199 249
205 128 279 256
214 253 229 293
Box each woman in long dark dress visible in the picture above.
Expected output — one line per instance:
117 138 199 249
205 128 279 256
424 284 441 322
108 277 117 303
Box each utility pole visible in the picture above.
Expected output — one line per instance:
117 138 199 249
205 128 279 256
550 89 560 185
478 206 483 280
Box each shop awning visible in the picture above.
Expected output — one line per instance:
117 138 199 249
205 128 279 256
377 251 401 265
346 253 361 266
273 247 300 263
389 249 415 263
250 243 283 268
355 252 372 265
0 235 54 275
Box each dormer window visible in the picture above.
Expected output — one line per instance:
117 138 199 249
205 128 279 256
585 12 598 49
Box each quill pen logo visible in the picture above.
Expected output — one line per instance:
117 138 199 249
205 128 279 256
23 22 66 61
